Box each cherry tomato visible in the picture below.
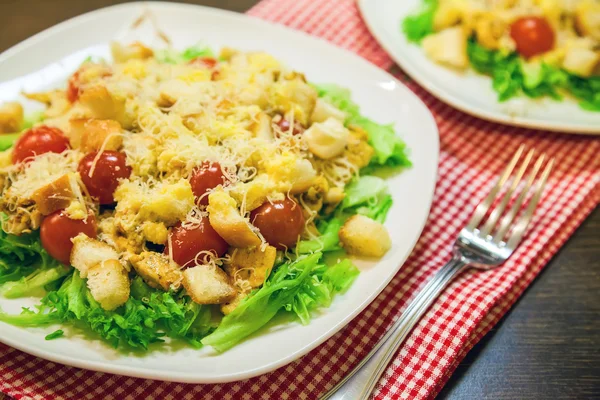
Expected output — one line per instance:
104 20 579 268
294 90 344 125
67 70 81 103
78 151 131 205
250 198 305 249
188 57 218 69
40 210 97 265
12 126 70 164
510 16 555 59
165 220 228 267
189 162 227 206
276 116 305 136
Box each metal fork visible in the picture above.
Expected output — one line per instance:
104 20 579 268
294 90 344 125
321 145 553 400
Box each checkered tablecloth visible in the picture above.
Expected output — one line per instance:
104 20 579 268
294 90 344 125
1 0 599 398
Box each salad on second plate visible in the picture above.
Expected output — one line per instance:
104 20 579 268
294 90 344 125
0 42 410 351
403 0 600 111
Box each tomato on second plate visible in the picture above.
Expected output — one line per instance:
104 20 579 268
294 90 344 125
78 151 131 205
510 16 555 59
40 210 97 265
165 219 228 267
250 198 305 249
189 162 227 206
12 126 70 164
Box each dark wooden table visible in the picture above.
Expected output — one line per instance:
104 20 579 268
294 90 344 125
1 1 599 399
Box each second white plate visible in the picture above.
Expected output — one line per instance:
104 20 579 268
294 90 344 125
358 0 600 134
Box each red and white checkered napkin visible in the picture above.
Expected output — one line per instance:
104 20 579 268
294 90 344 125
1 0 599 398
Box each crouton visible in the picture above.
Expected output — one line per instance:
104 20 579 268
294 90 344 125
562 47 600 78
110 41 154 63
225 245 277 288
263 153 317 194
422 26 469 69
70 233 120 278
68 118 123 152
575 0 600 41
339 215 391 258
0 102 24 133
220 291 248 315
78 86 133 128
303 118 350 160
207 190 261 248
86 259 130 311
130 251 183 291
30 173 84 216
182 265 236 305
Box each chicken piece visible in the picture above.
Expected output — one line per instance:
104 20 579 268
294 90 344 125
303 118 350 160
30 172 85 216
182 265 236 305
110 41 154 63
562 47 600 77
225 245 277 288
345 126 375 169
207 190 261 248
0 102 24 133
87 259 130 311
575 0 600 41
78 86 133 128
310 98 347 124
0 200 42 235
422 26 469 69
339 215 391 258
269 75 318 126
70 233 120 278
130 251 183 291
68 118 123 152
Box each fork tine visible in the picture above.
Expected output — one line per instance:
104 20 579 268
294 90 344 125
479 149 534 237
466 145 524 231
493 153 545 242
506 158 554 249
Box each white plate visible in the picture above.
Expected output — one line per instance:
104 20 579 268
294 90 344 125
358 0 600 134
0 2 439 383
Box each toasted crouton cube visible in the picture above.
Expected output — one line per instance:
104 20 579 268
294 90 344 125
225 245 277 288
182 265 236 305
69 118 123 152
110 41 154 63
422 27 468 69
87 259 130 310
339 215 391 258
70 233 120 277
0 102 24 133
78 86 132 128
207 190 261 248
130 251 183 291
31 173 84 216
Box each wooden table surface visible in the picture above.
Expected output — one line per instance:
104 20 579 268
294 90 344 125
1 1 599 399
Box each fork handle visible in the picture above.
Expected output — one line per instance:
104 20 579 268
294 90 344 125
320 257 468 400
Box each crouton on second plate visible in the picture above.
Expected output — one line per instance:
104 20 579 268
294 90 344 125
183 265 236 305
339 215 391 258
70 233 120 278
86 259 130 311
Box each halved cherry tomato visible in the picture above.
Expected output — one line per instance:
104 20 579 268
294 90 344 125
40 210 97 265
510 16 555 58
188 57 218 69
78 151 131 204
275 116 305 136
250 198 305 249
12 126 70 164
189 162 227 206
66 70 81 103
165 220 228 267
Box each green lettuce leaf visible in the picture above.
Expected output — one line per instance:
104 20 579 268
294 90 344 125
339 176 393 223
313 84 411 167
202 253 358 351
155 44 214 64
402 0 439 43
296 218 342 254
0 274 215 349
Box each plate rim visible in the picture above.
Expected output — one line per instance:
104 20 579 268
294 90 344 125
0 1 440 383
357 0 600 135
